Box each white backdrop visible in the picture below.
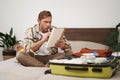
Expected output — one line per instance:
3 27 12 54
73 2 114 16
0 0 120 40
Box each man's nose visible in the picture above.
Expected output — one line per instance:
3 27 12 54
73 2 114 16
46 22 51 26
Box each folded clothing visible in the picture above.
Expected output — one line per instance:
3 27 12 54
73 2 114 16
73 48 112 57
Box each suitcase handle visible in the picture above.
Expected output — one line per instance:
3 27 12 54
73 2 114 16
65 66 88 71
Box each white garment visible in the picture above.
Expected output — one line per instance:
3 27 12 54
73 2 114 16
35 42 64 56
36 42 51 55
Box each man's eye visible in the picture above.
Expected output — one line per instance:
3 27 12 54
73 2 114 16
44 21 48 23
44 21 51 24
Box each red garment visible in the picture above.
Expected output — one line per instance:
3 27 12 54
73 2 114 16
73 48 112 57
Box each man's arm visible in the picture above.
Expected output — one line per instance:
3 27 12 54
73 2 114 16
30 32 50 52
55 36 73 55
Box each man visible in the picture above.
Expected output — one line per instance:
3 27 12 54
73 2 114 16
16 10 73 67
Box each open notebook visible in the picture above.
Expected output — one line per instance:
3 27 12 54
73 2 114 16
46 27 65 48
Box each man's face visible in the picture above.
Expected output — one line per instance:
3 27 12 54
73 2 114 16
38 16 52 33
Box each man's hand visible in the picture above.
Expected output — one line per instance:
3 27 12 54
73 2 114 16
55 39 68 49
41 32 50 42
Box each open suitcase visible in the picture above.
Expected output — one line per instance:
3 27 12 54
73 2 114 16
49 56 119 78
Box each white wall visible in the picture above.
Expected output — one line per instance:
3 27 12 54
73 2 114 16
0 0 120 40
0 0 120 59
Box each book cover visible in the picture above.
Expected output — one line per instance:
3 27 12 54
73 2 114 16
46 27 65 48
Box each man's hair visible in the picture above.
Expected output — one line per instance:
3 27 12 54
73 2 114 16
38 10 52 20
